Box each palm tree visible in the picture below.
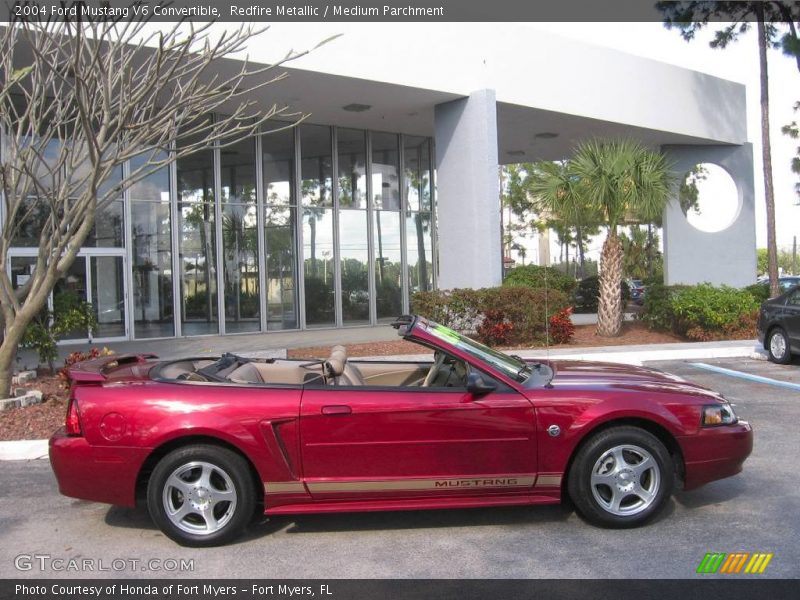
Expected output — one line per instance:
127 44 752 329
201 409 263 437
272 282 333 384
529 160 600 279
570 139 674 337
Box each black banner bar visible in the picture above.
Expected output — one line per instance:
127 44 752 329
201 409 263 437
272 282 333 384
2 580 800 600
3 0 800 23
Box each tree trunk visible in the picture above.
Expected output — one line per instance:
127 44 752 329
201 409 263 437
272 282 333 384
415 213 429 291
0 326 26 398
309 214 317 277
576 226 586 279
597 231 624 337
757 12 780 298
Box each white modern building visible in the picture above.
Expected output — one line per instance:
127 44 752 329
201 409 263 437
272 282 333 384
4 23 756 342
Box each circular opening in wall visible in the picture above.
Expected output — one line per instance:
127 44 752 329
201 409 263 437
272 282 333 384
680 163 740 233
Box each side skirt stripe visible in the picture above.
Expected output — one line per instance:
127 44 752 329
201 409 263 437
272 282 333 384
264 474 562 494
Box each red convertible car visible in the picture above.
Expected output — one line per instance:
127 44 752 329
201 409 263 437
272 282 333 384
50 315 752 546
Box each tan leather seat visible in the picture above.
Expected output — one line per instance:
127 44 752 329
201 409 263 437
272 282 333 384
341 363 365 386
325 345 347 378
227 362 264 384
324 345 365 386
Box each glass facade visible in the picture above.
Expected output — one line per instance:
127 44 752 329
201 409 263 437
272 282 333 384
262 126 299 330
404 136 434 296
372 133 403 321
337 129 370 325
221 137 259 333
176 131 218 336
301 124 335 328
130 151 174 339
4 120 436 341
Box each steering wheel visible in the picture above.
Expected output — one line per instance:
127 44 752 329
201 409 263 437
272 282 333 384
422 351 447 387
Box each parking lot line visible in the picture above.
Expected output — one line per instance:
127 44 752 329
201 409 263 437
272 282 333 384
688 362 800 392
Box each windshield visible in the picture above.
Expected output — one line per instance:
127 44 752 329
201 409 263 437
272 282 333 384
780 278 800 291
423 321 531 382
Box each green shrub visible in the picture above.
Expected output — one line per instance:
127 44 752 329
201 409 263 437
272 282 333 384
744 283 770 304
670 284 758 334
640 283 758 340
573 276 630 313
21 290 97 371
482 287 569 344
639 283 680 331
411 286 569 345
503 265 576 296
410 288 484 331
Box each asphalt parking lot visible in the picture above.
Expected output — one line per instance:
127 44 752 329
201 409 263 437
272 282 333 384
0 357 797 579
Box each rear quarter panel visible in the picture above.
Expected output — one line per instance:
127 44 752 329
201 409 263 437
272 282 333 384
74 380 303 488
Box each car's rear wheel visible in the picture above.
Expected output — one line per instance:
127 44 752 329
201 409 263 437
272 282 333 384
767 328 792 364
147 444 255 547
567 426 673 528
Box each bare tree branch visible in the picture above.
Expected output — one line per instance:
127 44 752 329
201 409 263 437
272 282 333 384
0 13 335 394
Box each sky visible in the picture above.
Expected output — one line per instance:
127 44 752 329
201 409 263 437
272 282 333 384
532 22 800 254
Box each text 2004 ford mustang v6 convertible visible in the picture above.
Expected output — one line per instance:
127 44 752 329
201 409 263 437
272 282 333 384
50 315 752 546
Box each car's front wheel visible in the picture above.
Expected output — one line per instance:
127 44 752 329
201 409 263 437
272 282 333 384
567 426 673 528
767 328 792 364
147 444 256 547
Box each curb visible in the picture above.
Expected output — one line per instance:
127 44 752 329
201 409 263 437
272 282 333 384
0 439 48 461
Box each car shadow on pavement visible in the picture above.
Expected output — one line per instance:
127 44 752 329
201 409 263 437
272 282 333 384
248 504 575 537
672 477 746 509
103 503 577 544
103 496 691 542
104 505 157 530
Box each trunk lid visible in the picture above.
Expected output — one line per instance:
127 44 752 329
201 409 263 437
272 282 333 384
68 353 159 384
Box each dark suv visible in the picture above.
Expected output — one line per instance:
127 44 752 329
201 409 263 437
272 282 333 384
757 285 800 364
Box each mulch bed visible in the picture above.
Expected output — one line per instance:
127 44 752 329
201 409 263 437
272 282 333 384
1 371 69 441
0 322 705 441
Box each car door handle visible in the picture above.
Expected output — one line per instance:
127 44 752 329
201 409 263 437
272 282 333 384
321 405 352 415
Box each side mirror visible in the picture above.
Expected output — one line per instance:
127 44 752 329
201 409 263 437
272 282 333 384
466 371 496 397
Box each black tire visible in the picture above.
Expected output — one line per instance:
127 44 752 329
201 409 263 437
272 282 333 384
147 444 256 547
767 328 792 365
567 426 673 528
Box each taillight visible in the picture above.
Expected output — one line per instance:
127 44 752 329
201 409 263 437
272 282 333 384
65 399 82 436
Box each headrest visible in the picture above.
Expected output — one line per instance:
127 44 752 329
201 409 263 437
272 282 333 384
325 345 347 378
228 362 264 384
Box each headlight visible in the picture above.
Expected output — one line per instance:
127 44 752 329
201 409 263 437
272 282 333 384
702 403 738 426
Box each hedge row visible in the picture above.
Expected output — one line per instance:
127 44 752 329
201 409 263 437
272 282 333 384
639 283 760 341
411 286 570 345
502 265 577 296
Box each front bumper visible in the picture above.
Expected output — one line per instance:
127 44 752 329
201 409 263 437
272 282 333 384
678 421 753 490
49 428 150 507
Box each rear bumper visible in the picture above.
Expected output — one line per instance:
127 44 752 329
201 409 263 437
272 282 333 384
49 428 150 507
678 421 753 490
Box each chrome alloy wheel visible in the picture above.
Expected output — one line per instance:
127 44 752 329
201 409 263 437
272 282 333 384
590 444 660 517
770 331 787 361
162 461 237 535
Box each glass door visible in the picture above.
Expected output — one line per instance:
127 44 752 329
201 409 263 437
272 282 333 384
53 257 90 341
90 255 127 340
9 253 129 344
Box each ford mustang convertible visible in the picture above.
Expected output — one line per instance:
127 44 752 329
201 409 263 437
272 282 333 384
50 315 753 546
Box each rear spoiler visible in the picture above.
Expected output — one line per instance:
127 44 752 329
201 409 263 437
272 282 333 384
68 353 158 383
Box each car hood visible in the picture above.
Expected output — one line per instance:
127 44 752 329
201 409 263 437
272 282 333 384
546 359 724 400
